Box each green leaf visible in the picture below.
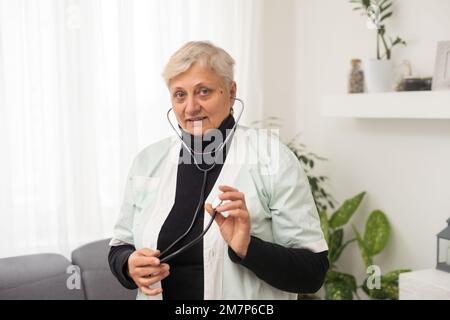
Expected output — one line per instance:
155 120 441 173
362 278 399 300
391 36 406 47
326 270 357 293
379 0 391 9
330 238 356 263
380 12 393 22
319 211 329 244
325 281 354 300
362 0 371 9
297 293 321 300
362 269 411 300
364 210 390 256
353 225 373 267
328 229 343 263
382 269 412 283
329 192 366 229
380 2 392 13
379 282 400 300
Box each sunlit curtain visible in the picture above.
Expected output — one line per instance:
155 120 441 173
0 0 263 258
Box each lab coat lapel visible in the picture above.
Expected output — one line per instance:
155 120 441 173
141 136 180 249
139 127 247 300
138 136 180 300
203 127 246 299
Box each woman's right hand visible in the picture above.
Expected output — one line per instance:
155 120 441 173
127 248 170 296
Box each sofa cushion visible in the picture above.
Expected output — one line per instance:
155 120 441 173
0 253 85 300
71 239 136 300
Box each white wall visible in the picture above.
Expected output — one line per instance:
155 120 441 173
262 0 297 140
291 0 450 285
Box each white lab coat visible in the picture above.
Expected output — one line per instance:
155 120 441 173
110 125 328 300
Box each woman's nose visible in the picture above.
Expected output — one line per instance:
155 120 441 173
185 94 201 115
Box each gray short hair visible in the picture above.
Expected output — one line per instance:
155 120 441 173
162 41 235 90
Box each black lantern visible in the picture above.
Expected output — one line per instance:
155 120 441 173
436 218 450 273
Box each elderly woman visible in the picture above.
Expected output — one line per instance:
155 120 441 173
108 41 329 300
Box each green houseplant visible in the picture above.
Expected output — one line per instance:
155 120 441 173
351 0 406 60
285 135 336 213
284 135 410 299
288 141 410 299
320 193 410 299
252 118 410 299
350 0 407 92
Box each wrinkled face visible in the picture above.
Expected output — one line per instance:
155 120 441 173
169 63 236 136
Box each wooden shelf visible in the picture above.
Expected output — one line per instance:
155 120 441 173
320 91 450 119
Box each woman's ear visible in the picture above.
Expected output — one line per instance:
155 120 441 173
230 81 237 99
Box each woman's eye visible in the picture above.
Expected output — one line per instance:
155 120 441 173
174 92 185 99
199 88 210 95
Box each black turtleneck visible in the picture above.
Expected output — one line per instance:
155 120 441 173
156 114 235 299
108 114 329 299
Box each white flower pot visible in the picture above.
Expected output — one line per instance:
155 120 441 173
364 59 394 93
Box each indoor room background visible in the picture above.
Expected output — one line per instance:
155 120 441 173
1 0 450 298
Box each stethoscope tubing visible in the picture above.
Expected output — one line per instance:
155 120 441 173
159 98 244 263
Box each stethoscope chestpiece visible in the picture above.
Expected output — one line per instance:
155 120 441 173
212 198 229 218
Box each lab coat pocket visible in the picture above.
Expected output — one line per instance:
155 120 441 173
131 176 160 211
245 191 271 239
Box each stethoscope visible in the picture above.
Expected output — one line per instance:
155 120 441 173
159 97 245 263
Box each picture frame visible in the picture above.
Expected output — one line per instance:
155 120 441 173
432 41 450 90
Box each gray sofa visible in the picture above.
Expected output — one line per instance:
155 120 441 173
0 239 137 300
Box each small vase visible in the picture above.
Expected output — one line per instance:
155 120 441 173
348 59 365 93
364 59 394 93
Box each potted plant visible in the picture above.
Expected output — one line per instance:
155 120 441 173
350 0 406 92
286 135 411 299
252 118 411 299
321 193 410 299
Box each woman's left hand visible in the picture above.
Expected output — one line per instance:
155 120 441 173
205 185 251 259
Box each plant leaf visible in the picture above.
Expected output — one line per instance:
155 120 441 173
325 281 354 300
382 269 412 283
326 270 357 293
379 282 400 300
380 12 393 22
328 229 343 263
391 36 406 47
379 0 390 9
329 192 366 229
380 2 392 13
362 278 399 300
352 225 373 267
363 210 390 256
330 238 356 263
297 293 321 300
362 269 411 300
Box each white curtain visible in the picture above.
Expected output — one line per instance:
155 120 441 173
0 0 263 258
